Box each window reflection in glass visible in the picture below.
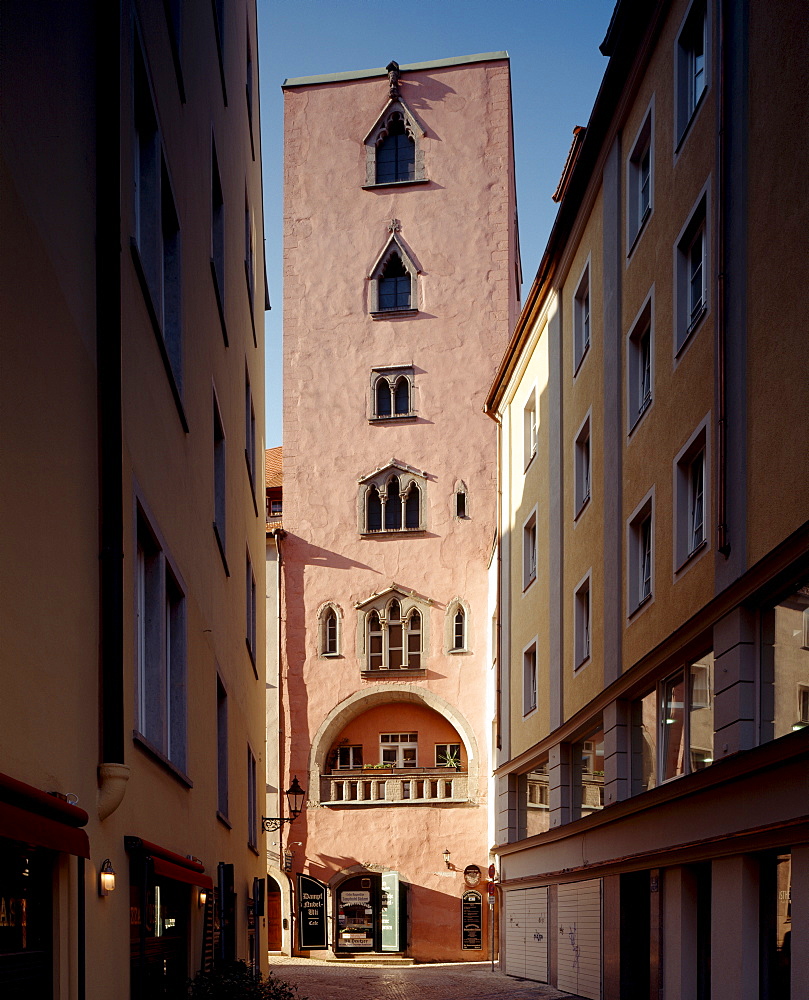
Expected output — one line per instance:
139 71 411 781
761 581 809 742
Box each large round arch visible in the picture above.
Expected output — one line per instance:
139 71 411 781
308 683 481 805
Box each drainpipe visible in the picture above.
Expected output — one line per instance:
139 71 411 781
716 0 731 558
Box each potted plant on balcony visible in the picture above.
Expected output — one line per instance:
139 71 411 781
438 749 462 770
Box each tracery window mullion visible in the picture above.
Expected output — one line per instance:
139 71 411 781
406 610 421 669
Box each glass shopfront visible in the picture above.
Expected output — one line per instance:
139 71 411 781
336 875 377 950
0 840 52 999
130 865 190 998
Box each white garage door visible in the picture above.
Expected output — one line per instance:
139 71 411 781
503 887 548 982
557 879 601 1000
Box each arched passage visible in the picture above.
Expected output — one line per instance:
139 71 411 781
308 684 481 805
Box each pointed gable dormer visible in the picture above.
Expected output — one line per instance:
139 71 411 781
363 61 427 187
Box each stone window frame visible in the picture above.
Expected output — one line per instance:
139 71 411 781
358 461 427 535
453 480 469 520
355 587 431 676
445 597 472 654
368 234 420 318
369 365 417 422
317 601 343 658
363 98 427 189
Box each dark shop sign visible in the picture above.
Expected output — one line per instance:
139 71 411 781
297 874 328 950
462 890 483 950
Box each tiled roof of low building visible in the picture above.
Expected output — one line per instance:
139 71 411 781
265 446 282 489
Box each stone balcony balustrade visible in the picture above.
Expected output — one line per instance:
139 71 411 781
321 768 469 805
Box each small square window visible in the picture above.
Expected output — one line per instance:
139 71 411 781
574 413 591 517
523 509 537 590
573 262 591 373
675 194 708 354
523 642 537 715
574 574 592 668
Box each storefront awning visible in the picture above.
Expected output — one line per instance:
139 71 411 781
125 836 214 890
0 771 90 858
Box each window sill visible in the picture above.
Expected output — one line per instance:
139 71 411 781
369 413 418 423
213 522 230 576
361 528 425 537
216 810 232 830
210 258 229 346
130 239 189 432
674 536 708 577
133 731 193 788
321 652 342 659
448 648 471 655
362 178 429 190
370 308 419 321
361 668 426 679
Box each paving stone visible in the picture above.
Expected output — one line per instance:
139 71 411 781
268 956 585 999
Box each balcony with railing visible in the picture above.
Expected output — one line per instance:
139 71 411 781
321 767 469 805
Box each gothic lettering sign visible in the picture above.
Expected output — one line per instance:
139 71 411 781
462 890 483 950
297 874 327 950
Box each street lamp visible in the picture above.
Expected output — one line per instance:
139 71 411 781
262 776 306 833
443 848 452 869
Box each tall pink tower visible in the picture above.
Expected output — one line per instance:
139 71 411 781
279 53 519 962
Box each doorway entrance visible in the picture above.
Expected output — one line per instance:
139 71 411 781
334 872 407 953
267 875 283 951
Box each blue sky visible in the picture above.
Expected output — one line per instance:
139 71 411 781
258 0 615 445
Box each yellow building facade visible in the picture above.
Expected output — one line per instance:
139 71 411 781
486 1 809 997
0 2 268 996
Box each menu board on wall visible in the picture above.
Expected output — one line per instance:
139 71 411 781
462 890 483 950
297 874 328 950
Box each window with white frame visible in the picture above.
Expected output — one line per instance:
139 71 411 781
627 101 654 251
246 551 256 663
136 509 187 771
211 138 226 338
628 491 654 614
247 745 257 849
371 366 414 420
628 295 653 429
674 419 709 570
676 0 708 144
523 642 537 715
574 413 592 517
133 36 183 393
675 195 708 352
380 733 418 767
365 599 422 672
523 388 537 469
245 367 256 487
435 743 462 768
335 745 364 769
660 651 714 780
319 603 341 657
573 261 591 373
523 509 537 589
213 393 227 568
574 574 592 668
216 676 228 818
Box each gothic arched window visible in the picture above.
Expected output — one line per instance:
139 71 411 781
394 376 410 415
375 112 415 184
385 477 402 530
405 483 420 529
378 253 411 311
367 486 383 532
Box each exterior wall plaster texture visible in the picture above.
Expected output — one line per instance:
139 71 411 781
281 56 517 962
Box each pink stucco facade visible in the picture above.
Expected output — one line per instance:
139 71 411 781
281 53 518 962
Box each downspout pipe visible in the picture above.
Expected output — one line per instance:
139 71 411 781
716 0 731 558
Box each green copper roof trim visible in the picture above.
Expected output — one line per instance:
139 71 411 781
282 52 509 88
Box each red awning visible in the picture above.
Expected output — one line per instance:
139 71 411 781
125 836 213 889
0 771 90 858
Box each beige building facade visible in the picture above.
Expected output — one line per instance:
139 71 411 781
486 1 809 997
1 1 268 995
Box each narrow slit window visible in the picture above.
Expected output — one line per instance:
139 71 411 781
405 483 420 529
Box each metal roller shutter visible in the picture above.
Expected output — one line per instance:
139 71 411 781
504 887 548 983
557 878 602 1000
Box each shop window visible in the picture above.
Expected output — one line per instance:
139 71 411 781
759 850 792 998
573 727 604 819
760 577 809 741
630 689 657 795
517 764 550 839
660 652 714 781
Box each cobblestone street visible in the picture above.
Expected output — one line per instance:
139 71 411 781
268 956 583 1000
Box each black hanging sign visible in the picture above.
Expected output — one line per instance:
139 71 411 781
462 890 483 950
297 874 328 950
